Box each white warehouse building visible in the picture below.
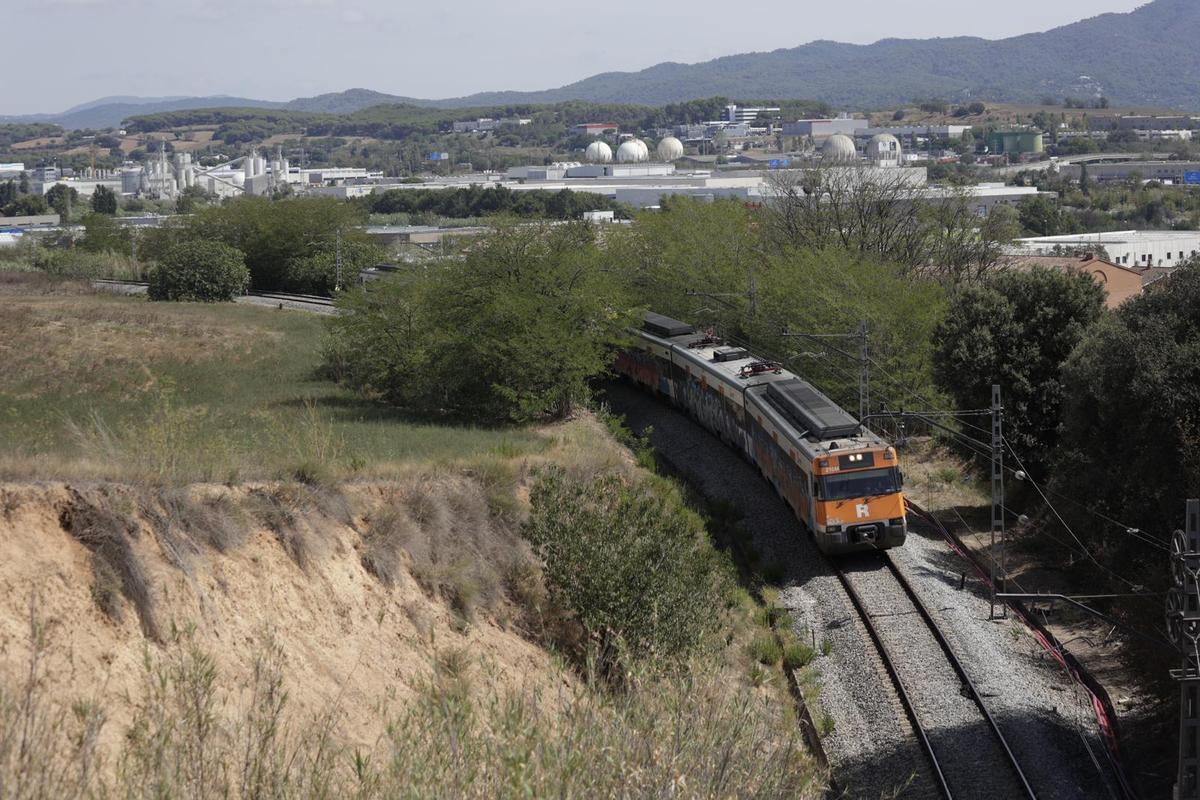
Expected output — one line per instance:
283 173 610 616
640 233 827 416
1013 230 1200 268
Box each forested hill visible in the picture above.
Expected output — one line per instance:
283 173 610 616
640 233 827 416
441 0 1198 109
10 0 1198 129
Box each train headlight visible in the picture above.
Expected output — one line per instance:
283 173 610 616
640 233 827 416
826 524 842 533
889 518 904 526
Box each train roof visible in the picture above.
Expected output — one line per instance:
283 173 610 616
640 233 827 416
635 314 888 453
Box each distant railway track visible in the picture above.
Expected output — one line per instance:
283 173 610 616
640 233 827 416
92 279 336 310
836 550 1038 799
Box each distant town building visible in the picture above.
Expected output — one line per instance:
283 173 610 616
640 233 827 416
1013 230 1200 268
724 105 780 125
571 123 619 137
0 163 24 179
1006 253 1145 309
1090 115 1200 131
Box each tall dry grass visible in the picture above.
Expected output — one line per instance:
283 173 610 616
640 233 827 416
0 602 823 800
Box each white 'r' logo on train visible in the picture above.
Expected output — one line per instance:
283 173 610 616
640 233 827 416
856 504 870 519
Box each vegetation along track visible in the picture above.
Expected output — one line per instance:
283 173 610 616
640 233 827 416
836 548 1037 800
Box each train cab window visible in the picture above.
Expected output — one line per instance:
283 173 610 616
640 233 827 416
819 468 901 501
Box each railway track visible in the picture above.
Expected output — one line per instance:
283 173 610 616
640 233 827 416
836 549 1038 800
92 279 336 309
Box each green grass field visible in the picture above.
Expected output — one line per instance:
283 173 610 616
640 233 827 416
0 273 545 482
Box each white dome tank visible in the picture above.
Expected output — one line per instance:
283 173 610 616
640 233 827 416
585 141 613 163
822 134 858 163
616 139 648 163
657 136 684 161
867 133 902 167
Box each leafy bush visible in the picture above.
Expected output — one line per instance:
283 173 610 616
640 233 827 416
148 240 249 302
522 467 730 663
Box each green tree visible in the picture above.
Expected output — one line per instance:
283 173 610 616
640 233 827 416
79 212 131 254
147 240 249 302
0 181 16 208
932 267 1106 469
6 194 48 217
1018 195 1068 236
182 196 380 293
174 184 208 215
325 221 632 422
45 184 79 218
91 185 118 215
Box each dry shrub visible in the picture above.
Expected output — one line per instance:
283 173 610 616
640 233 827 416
245 486 322 571
363 476 540 627
57 489 160 642
149 490 247 556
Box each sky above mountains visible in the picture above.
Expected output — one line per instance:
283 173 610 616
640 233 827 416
12 0 1144 115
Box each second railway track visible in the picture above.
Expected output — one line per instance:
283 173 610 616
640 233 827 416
836 549 1038 800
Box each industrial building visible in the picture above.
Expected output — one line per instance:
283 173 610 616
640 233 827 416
988 131 1044 156
782 116 864 140
1060 160 1200 185
1013 230 1200 268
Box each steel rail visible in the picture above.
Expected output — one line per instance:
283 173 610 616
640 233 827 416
881 554 1039 799
906 500 1137 800
833 565 954 799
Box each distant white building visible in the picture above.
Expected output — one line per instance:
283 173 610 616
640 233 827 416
724 105 780 125
782 116 865 140
1013 230 1200 268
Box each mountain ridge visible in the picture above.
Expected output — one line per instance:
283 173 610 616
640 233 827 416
5 0 1196 129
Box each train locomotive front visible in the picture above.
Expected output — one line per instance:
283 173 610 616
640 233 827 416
615 312 907 555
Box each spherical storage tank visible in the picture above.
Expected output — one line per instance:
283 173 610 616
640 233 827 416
656 136 684 162
867 133 902 167
616 139 648 163
585 141 613 163
821 133 858 163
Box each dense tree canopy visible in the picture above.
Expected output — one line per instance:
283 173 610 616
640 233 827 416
932 267 1106 469
324 222 632 422
1053 263 1200 565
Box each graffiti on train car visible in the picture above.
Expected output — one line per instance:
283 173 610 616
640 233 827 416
679 376 746 447
615 349 666 394
750 416 813 526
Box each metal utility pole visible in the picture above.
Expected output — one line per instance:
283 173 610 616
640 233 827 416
990 384 1007 619
858 320 869 423
1170 499 1200 800
335 227 343 292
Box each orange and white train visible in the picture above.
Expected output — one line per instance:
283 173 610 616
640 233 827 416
615 312 907 554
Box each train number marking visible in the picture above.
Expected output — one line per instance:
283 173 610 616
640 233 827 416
856 504 870 519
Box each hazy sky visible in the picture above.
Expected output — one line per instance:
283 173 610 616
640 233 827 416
8 0 1145 115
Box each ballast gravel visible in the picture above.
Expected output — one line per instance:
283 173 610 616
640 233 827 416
603 382 1121 800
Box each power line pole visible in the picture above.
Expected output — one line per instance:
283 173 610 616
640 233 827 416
990 384 1007 619
858 320 869 423
335 226 343 292
1170 499 1200 800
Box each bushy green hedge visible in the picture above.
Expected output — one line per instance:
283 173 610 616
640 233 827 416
148 241 249 302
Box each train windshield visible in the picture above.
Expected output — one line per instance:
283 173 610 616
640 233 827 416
819 468 901 501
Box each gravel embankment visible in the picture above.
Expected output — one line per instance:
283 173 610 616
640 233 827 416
889 526 1120 799
602 381 1121 799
